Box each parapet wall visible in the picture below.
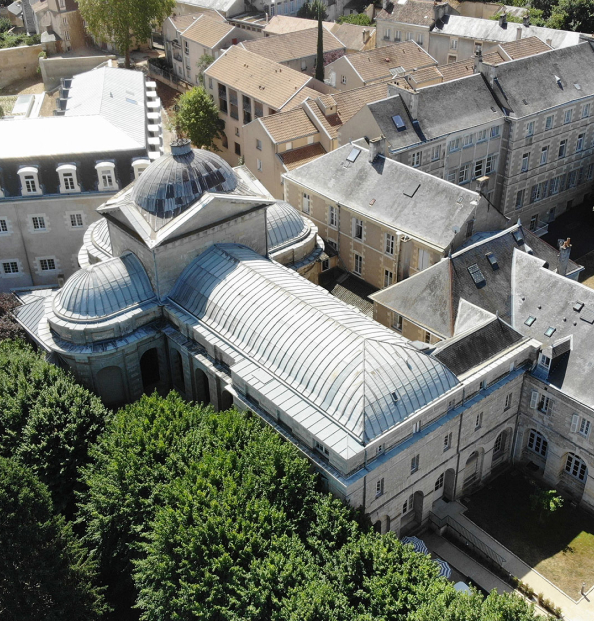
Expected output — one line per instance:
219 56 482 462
0 44 43 89
39 55 116 91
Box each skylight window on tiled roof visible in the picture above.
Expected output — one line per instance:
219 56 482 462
392 115 406 130
525 316 536 327
544 327 556 337
486 252 499 270
574 301 584 312
512 229 524 244
347 147 361 162
467 263 485 287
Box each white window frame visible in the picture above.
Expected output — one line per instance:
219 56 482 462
540 146 549 165
57 163 80 193
132 159 150 180
411 151 421 167
564 108 573 124
435 473 444 491
392 313 403 332
385 233 395 255
527 429 547 456
353 218 363 240
38 256 57 272
302 192 310 214
1 259 20 276
565 453 587 481
474 159 484 178
384 269 393 288
485 154 498 175
18 166 41 196
515 189 524 209
328 205 337 229
375 478 384 498
458 163 470 184
31 215 47 232
526 121 535 137
521 153 530 172
545 115 554 130
582 103 590 118
341 75 347 85
0 217 9 235
431 145 441 161
256 158 262 172
417 247 430 271
256 139 262 151
69 213 84 228
410 454 419 474
559 139 567 158
353 253 362 275
443 432 452 452
450 38 458 50
477 129 487 142
576 133 585 152
490 125 500 138
529 390 552 414
95 162 117 191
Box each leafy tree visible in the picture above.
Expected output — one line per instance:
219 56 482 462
316 5 324 82
547 0 594 32
529 488 564 524
171 86 226 150
0 457 106 620
297 0 328 21
338 13 372 26
196 53 215 84
78 0 175 68
0 293 24 342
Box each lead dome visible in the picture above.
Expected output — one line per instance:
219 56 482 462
130 140 237 229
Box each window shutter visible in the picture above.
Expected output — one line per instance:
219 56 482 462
571 414 580 433
529 390 538 409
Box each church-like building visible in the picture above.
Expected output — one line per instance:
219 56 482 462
17 141 591 533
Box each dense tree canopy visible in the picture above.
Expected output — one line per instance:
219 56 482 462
0 293 24 342
297 0 328 21
338 13 372 26
0 457 106 620
503 0 594 31
172 86 226 151
78 0 175 67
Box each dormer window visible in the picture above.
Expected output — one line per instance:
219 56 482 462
132 159 150 180
57 164 80 193
18 166 42 196
95 162 117 191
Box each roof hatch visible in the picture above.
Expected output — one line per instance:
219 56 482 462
392 115 406 131
467 263 486 287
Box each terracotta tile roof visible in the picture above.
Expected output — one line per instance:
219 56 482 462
281 86 325 111
344 41 436 83
181 15 235 48
205 46 312 110
242 28 345 63
500 36 552 60
307 101 342 139
376 3 438 27
329 23 376 52
260 107 318 143
263 15 333 36
279 142 326 170
170 10 225 31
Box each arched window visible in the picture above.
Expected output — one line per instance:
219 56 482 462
565 453 587 481
435 473 444 491
494 432 504 455
527 429 548 457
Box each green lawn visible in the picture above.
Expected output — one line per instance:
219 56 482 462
464 470 594 599
0 95 17 115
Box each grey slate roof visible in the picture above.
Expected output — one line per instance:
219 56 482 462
283 143 479 249
434 317 524 376
487 43 594 119
380 74 503 152
511 251 594 409
266 201 310 252
52 253 156 321
370 224 581 338
169 243 459 442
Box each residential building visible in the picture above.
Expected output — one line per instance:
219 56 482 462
32 0 88 52
240 27 346 77
370 230 594 512
0 67 157 291
203 46 324 166
263 14 335 37
328 22 376 53
325 41 437 91
243 82 390 197
163 14 243 86
282 140 506 294
15 139 547 535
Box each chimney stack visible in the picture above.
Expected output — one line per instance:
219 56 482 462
558 238 572 276
433 2 448 22
523 14 530 27
473 50 483 73
362 29 370 44
499 13 507 27
368 136 386 162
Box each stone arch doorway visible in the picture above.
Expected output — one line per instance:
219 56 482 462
171 349 185 394
96 366 125 406
463 449 484 490
492 428 513 467
220 389 233 411
194 368 211 405
140 348 160 393
559 452 588 500
373 519 382 533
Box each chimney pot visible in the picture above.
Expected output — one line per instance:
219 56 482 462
499 13 507 27
516 26 522 41
558 238 572 276
523 14 530 27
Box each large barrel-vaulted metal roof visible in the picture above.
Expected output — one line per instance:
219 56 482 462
130 141 237 231
53 253 156 321
267 201 310 252
169 244 459 442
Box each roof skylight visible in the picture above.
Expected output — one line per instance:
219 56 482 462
512 229 524 244
525 316 536 327
468 263 486 286
544 327 556 337
392 115 406 131
573 301 584 312
346 147 361 162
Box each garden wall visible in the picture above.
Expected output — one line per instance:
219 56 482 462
0 44 43 89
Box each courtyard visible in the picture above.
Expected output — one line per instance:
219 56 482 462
463 469 594 600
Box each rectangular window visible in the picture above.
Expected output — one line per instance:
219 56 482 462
540 146 549 165
465 219 474 239
102 172 113 187
393 313 403 332
341 75 347 85
475 412 483 429
384 269 393 288
559 139 567 158
435 473 445 491
302 193 310 214
549 176 561 195
25 176 37 193
545 115 554 130
234 142 241 156
184 40 189 55
424 330 431 344
564 109 573 124
385 233 395 255
329 205 337 228
521 153 530 172
383 28 391 40
353 218 363 239
417 33 423 45
0 218 7 233
448 138 460 152
504 392 512 411
395 30 401 41
63 173 75 190
568 170 578 187
451 38 458 49
375 478 384 497
257 159 262 171
529 214 538 231
576 133 585 152
477 129 487 142
314 440 330 456
69 213 83 228
582 103 590 118
256 139 262 150
526 121 535 137
531 181 548 203
39 258 56 271
402 494 413 514
490 126 500 138
406 32 412 41
2 261 18 274
463 133 473 147
410 454 419 474
485 154 498 175
412 152 421 167
447 170 456 183
579 417 591 438
417 247 430 271
515 189 524 209
458 163 470 183
588 163 594 180
443 432 452 451
32 216 46 231
474 160 484 178
354 253 362 275
431 145 441 161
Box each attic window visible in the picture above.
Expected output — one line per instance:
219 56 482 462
512 229 524 244
391 391 399 403
573 301 584 312
486 252 499 270
544 326 556 337
347 147 361 163
467 263 486 286
525 316 536 327
392 115 406 130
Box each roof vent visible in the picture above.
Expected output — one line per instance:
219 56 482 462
573 301 584 312
468 263 486 287
486 252 499 270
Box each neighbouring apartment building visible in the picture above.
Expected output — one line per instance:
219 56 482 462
283 140 506 296
0 67 158 291
370 228 594 513
32 0 87 52
203 46 326 167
